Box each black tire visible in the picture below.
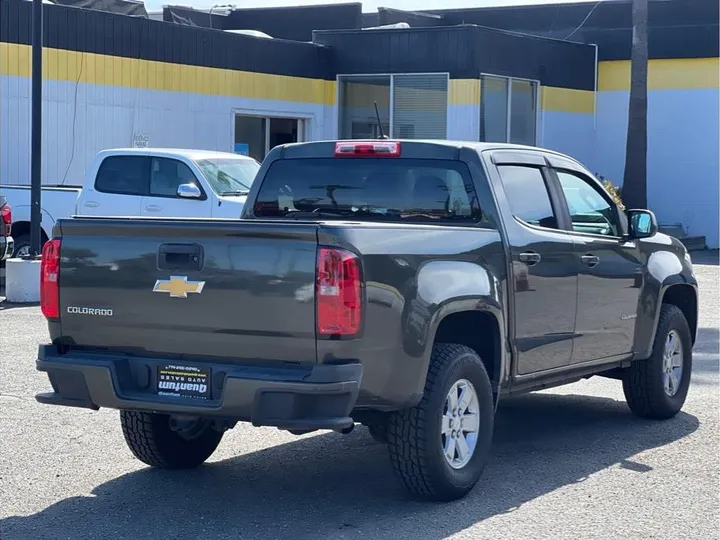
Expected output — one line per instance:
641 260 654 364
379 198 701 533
367 421 388 443
11 233 30 258
120 411 223 469
387 344 494 502
623 304 693 419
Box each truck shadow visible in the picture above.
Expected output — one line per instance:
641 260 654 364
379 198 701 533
1 393 700 539
691 327 720 381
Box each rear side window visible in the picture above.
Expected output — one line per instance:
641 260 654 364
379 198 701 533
95 156 149 196
253 158 491 227
497 165 558 229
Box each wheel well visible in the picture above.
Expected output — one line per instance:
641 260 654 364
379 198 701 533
11 221 48 243
434 311 500 391
662 284 698 346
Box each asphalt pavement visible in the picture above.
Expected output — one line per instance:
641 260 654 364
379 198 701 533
1 252 718 540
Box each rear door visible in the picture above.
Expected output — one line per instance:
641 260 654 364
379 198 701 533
548 162 642 362
79 155 145 217
486 151 579 375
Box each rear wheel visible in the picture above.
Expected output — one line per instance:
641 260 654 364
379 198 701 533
386 344 494 502
120 411 224 469
11 233 31 258
622 304 693 419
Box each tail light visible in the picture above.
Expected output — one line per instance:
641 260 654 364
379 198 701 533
40 239 61 319
334 141 400 157
316 247 362 336
0 203 11 236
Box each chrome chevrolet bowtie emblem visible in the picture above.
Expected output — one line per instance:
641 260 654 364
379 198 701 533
153 276 206 298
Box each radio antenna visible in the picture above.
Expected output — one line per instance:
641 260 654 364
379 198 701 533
373 101 389 139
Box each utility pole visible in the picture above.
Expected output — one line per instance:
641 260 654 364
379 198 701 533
621 0 649 209
30 0 43 257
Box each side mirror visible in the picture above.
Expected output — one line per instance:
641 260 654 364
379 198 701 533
627 209 658 239
177 183 202 199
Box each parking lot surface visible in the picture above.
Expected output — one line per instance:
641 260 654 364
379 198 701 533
1 252 718 540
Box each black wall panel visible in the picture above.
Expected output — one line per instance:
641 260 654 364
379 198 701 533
376 8 444 28
163 5 229 29
431 0 719 60
0 0 334 80
314 25 596 91
226 3 362 42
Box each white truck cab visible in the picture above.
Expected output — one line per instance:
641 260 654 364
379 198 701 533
77 148 260 219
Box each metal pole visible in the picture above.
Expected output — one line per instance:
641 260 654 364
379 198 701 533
30 0 43 258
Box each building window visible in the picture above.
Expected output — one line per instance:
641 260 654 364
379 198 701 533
234 115 305 161
338 74 448 140
480 75 538 146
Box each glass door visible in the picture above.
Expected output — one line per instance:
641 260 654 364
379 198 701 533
234 115 305 161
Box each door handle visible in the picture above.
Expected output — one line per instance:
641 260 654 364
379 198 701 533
83 201 99 208
158 243 204 271
518 251 542 266
145 205 162 212
581 254 600 267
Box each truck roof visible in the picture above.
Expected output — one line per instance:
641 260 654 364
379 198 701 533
96 148 256 161
279 139 579 160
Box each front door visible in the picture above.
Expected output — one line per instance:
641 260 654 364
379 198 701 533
494 160 579 375
141 157 209 218
552 168 643 362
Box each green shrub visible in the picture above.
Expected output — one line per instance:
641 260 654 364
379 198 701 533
596 174 625 211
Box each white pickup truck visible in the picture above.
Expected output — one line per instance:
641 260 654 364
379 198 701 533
0 148 260 257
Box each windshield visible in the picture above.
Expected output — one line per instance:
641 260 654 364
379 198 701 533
252 158 491 226
196 158 260 195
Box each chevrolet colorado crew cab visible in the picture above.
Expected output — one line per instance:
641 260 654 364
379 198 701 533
35 140 698 502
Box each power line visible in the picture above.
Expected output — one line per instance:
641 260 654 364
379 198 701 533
564 0 604 41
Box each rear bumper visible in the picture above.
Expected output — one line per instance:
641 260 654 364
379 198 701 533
0 235 13 261
35 345 362 431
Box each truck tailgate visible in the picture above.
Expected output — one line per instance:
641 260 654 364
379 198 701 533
56 218 319 364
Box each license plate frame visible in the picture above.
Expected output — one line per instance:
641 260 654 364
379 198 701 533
156 363 212 400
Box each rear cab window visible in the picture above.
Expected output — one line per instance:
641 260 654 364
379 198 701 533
252 158 492 227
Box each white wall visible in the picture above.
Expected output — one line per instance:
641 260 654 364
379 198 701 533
596 88 719 248
0 75 332 187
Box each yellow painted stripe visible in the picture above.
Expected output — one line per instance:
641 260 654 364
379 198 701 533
541 86 595 113
449 79 480 105
599 58 720 91
0 42 336 105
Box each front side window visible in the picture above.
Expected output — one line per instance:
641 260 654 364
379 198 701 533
196 158 260 196
149 158 200 198
253 158 491 227
95 156 149 196
556 170 621 237
497 165 558 229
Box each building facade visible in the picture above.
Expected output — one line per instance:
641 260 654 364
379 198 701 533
0 0 718 246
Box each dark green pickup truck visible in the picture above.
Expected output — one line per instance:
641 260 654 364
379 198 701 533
35 140 697 501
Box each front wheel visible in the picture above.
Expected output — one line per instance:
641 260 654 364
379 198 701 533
120 411 224 469
386 344 494 502
622 304 693 419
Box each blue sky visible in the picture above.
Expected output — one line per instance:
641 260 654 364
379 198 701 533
144 0 597 14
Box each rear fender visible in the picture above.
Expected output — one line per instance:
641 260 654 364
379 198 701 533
401 260 506 404
9 206 55 242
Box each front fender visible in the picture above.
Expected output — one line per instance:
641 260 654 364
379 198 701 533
633 242 698 358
